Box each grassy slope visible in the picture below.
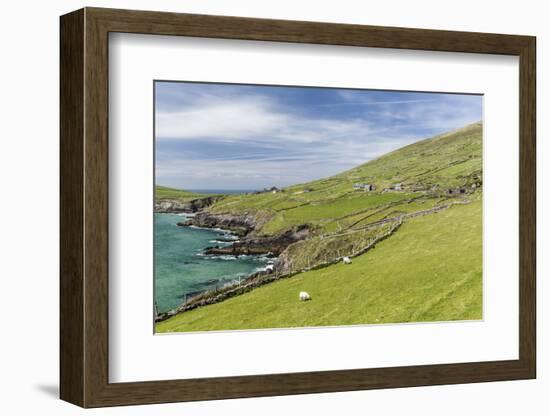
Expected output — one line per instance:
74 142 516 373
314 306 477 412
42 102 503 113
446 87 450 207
155 185 211 202
156 197 482 332
207 122 482 236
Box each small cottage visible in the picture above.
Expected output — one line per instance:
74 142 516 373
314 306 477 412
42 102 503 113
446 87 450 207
353 183 375 192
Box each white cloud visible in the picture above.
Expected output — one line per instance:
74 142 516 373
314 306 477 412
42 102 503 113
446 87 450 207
156 97 288 140
156 94 381 145
155 86 482 190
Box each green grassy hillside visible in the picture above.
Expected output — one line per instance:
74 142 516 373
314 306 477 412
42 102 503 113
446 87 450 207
157 197 482 332
208 122 482 236
156 122 483 332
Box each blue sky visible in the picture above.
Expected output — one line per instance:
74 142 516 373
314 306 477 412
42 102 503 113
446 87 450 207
155 81 482 191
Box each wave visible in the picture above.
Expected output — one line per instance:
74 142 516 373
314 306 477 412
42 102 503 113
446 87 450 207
195 251 271 263
212 227 232 233
188 225 236 234
196 254 239 261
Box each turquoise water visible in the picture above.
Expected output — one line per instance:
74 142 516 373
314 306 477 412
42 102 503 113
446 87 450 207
154 213 269 313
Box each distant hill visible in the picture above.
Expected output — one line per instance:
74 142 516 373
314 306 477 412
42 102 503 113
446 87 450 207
155 185 209 202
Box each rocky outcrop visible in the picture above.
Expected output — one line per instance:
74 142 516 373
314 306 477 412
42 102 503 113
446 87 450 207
177 208 312 256
154 196 222 213
204 225 312 257
155 199 191 213
178 210 273 236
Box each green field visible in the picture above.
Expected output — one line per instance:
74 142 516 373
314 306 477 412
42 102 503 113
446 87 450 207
157 198 482 332
156 122 483 332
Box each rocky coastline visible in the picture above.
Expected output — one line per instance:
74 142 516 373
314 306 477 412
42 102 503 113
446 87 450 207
177 211 312 257
177 211 258 236
154 195 223 213
155 195 313 271
204 224 312 257
154 202 315 320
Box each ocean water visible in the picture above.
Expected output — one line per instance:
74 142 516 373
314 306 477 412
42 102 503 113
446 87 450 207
154 213 269 313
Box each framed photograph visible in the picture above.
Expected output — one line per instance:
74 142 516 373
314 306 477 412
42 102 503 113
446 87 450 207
60 7 536 408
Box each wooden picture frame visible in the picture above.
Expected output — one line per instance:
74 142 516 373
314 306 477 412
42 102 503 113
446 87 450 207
60 7 536 408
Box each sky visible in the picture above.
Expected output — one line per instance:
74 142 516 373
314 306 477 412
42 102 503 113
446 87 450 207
155 81 482 191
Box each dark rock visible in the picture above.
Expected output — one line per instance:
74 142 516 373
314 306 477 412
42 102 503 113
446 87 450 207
204 224 312 257
155 195 224 213
176 220 193 227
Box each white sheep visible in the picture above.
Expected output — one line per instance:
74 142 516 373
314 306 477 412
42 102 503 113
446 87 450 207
343 256 352 264
299 291 311 301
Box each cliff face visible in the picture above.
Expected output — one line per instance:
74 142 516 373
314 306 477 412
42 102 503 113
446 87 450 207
178 209 312 257
204 224 312 256
154 196 222 213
